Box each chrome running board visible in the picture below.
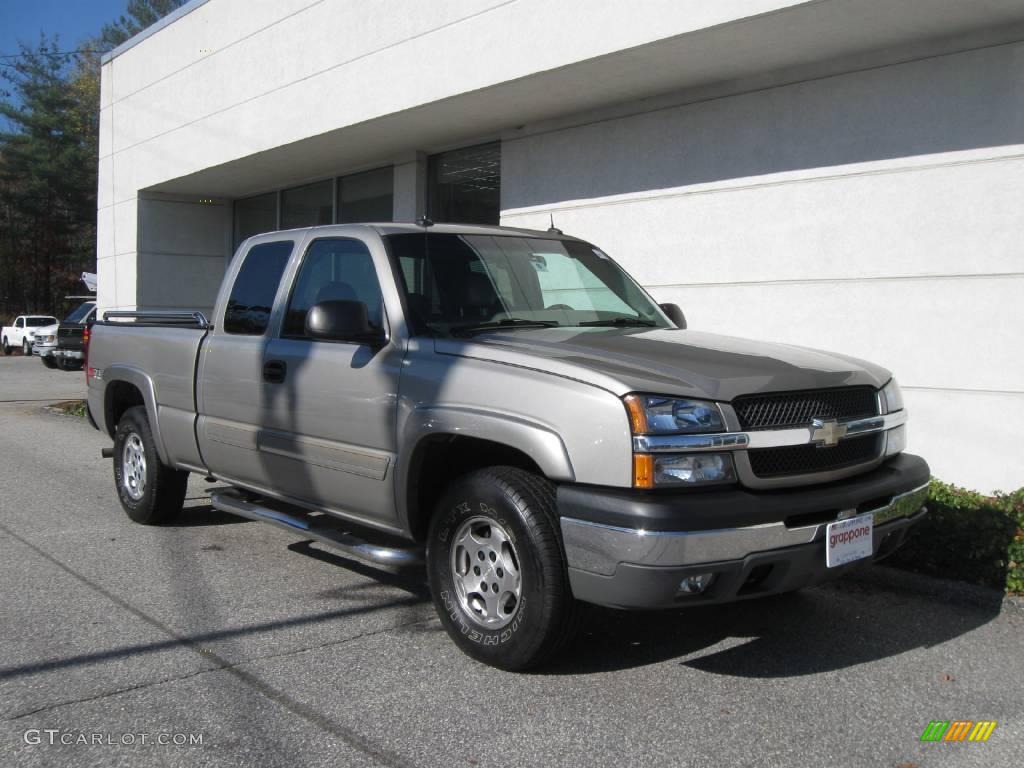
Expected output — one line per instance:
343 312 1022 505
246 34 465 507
210 489 423 567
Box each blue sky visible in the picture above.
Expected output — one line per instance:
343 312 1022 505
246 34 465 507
0 0 129 57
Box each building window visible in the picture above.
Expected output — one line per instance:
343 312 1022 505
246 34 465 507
281 180 333 230
233 192 277 248
428 142 500 225
338 167 393 223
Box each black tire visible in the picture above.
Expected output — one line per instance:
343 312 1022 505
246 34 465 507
113 405 188 524
57 357 82 371
3 337 12 355
41 355 58 369
22 338 32 355
427 466 579 671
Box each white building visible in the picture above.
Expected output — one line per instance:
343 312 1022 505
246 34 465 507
98 0 1024 493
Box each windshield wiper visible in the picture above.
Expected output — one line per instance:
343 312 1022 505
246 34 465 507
577 317 658 327
450 318 561 336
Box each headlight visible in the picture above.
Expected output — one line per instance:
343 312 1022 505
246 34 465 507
624 394 725 434
880 378 904 414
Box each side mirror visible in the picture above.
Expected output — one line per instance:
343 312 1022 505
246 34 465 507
305 300 385 346
659 303 687 329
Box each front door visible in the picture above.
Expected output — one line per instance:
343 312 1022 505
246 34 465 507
256 236 403 530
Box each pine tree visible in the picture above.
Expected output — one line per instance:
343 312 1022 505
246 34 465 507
0 1 188 316
0 38 92 313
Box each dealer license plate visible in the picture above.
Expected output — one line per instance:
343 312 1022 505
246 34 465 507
825 513 874 568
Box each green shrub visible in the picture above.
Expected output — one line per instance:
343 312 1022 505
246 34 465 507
994 487 1024 595
887 479 1023 594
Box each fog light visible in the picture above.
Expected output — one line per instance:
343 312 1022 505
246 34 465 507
678 573 715 595
885 424 907 456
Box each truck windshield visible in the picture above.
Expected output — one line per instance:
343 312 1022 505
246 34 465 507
27 317 55 327
386 233 668 337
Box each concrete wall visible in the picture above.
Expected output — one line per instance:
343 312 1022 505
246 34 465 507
502 41 1024 493
98 0 812 312
138 195 233 312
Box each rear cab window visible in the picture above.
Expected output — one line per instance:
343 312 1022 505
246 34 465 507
223 241 294 335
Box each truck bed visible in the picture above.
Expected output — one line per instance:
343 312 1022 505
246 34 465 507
88 316 209 469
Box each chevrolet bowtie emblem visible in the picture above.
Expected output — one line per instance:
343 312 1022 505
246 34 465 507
811 418 847 448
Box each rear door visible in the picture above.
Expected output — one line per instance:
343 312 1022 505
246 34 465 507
256 235 404 529
196 237 297 488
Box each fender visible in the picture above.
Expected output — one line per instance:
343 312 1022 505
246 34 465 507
102 364 171 465
396 405 575 533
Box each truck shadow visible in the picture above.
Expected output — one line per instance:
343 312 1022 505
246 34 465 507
163 501 256 527
286 539 431 601
545 572 1005 677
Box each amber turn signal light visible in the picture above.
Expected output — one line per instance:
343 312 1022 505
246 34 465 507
623 394 649 434
633 454 654 489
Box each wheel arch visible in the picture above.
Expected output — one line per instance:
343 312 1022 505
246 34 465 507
398 407 574 543
102 365 170 464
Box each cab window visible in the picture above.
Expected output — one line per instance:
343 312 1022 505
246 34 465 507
223 241 294 335
282 238 384 338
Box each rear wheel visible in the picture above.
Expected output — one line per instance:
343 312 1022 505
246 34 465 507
3 337 11 355
427 466 579 671
113 406 188 524
41 355 58 369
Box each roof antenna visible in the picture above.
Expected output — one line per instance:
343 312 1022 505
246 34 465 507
416 214 434 228
547 212 563 235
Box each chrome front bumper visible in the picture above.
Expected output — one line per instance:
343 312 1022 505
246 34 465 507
560 480 929 609
561 483 929 576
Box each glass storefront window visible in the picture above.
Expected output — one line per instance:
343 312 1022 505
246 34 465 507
427 142 500 225
281 180 333 230
338 167 393 223
233 192 277 248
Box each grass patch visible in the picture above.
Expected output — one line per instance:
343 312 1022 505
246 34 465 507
888 479 1024 595
51 399 87 418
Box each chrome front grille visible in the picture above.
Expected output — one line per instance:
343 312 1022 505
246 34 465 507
732 387 883 480
733 387 879 430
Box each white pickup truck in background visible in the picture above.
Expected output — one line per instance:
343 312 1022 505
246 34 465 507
2 315 59 356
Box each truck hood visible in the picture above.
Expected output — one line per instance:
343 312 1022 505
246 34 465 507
435 328 891 401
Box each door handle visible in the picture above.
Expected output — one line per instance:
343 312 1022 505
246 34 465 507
263 360 287 383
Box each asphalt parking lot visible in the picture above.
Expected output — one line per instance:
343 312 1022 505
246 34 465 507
0 354 1020 767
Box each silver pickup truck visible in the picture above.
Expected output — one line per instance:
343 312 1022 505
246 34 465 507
86 222 929 670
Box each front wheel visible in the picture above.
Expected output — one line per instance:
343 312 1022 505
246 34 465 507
113 406 188 524
22 338 32 355
427 466 579 671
